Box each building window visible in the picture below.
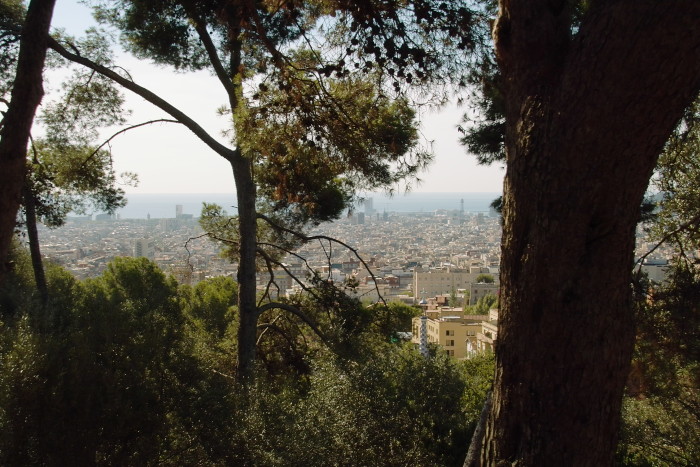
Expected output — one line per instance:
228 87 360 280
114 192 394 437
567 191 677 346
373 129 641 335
446 339 455 346
446 330 454 336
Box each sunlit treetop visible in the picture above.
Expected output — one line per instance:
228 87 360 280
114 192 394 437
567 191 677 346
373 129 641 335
90 0 490 93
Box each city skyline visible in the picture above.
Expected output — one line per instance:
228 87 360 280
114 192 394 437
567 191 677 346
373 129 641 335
49 0 505 195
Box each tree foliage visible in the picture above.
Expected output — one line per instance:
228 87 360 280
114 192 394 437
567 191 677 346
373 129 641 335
618 110 700 462
475 273 494 283
43 0 488 379
647 97 700 258
0 249 489 466
619 264 700 466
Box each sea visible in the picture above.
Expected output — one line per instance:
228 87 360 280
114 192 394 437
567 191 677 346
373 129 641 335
111 192 501 219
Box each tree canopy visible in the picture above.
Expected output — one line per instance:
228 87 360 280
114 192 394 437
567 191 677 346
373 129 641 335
31 0 488 381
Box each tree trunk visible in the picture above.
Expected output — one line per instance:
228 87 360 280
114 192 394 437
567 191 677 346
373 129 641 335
481 1 700 465
0 0 57 283
23 186 48 306
231 151 259 383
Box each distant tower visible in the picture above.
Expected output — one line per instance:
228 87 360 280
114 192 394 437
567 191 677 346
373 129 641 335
419 314 429 358
147 213 151 220
176 204 183 218
364 197 374 216
460 198 464 216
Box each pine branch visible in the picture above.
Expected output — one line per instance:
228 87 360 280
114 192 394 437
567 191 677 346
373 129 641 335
186 9 238 111
257 212 386 304
81 118 181 168
635 212 700 271
46 35 238 162
258 301 328 344
256 245 320 300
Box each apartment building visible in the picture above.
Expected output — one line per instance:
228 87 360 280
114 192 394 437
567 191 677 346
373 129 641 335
469 282 499 305
411 307 499 358
413 266 494 298
411 313 487 358
475 308 499 353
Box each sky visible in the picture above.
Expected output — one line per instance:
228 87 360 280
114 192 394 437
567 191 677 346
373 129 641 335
48 0 505 195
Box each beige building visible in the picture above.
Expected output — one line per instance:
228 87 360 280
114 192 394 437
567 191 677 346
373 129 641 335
411 307 499 358
413 267 495 299
469 282 499 305
475 308 499 354
132 238 155 259
412 313 487 359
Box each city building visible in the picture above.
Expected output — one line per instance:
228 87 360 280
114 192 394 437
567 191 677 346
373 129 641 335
411 306 499 359
475 308 499 354
364 197 375 216
133 238 156 259
469 282 499 305
411 312 487 359
413 266 494 299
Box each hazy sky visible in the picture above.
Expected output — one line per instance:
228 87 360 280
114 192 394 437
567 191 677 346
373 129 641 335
49 0 505 194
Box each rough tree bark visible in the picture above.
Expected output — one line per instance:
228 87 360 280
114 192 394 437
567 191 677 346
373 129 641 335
478 1 700 465
232 152 259 382
0 0 56 283
23 186 48 306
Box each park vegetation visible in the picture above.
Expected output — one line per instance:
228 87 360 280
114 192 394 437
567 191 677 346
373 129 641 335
1 0 699 465
0 247 493 466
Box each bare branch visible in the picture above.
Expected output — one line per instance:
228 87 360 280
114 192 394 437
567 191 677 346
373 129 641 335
184 232 214 273
247 2 290 70
257 322 298 348
257 241 315 275
320 237 333 279
257 212 386 304
258 301 328 345
28 133 39 164
636 212 700 271
205 232 239 246
209 367 235 380
81 118 181 168
256 312 283 345
46 36 239 162
257 250 282 306
256 245 320 300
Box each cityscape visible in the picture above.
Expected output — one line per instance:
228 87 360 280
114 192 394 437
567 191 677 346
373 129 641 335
33 196 673 360
1 0 695 463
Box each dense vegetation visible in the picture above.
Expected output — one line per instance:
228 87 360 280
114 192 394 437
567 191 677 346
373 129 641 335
1 0 699 464
0 245 493 466
615 97 700 467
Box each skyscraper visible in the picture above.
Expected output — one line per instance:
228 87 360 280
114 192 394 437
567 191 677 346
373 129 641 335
364 197 374 216
133 238 156 259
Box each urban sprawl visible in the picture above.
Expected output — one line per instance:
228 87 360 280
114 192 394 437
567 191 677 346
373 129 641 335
35 199 673 359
